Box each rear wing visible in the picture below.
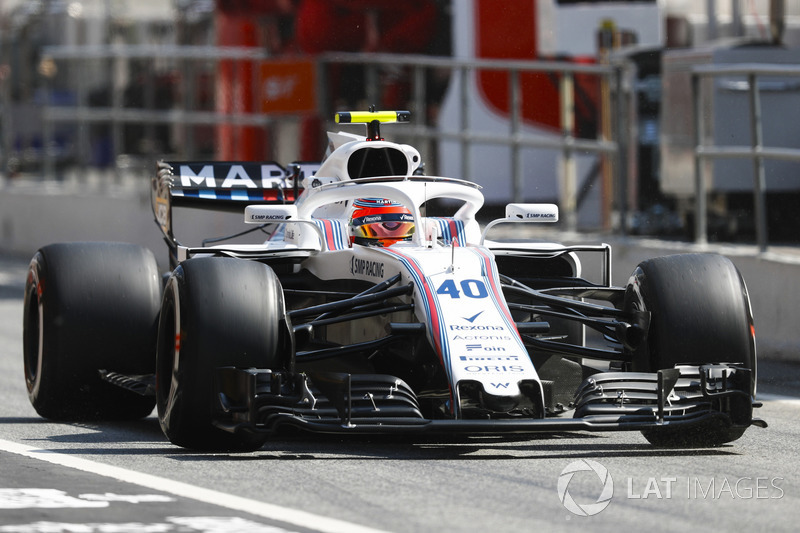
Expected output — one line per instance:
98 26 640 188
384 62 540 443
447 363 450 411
152 160 320 246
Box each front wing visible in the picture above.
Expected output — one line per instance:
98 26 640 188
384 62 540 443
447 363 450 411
213 363 765 437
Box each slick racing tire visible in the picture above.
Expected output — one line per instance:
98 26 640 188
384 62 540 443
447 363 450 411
23 242 161 420
624 253 756 447
156 257 287 451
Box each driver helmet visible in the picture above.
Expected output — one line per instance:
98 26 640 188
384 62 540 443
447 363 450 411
350 198 415 247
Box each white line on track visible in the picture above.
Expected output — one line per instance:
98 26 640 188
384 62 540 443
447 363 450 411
0 439 391 533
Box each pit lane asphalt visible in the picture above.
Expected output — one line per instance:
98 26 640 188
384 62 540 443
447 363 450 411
1 253 799 533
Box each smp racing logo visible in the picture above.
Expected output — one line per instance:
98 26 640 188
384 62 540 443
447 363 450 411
350 257 384 278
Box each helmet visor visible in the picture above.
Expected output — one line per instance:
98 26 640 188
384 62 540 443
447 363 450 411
352 220 415 240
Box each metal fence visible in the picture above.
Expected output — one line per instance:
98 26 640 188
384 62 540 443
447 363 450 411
692 63 800 252
5 45 798 247
36 45 275 178
319 52 625 231
20 45 626 231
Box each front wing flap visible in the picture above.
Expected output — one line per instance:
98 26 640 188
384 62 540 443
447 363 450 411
213 363 764 436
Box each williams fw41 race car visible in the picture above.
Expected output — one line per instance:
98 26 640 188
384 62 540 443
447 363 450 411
23 110 765 451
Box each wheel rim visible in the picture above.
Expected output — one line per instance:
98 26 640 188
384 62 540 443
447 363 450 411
23 267 43 395
156 278 181 430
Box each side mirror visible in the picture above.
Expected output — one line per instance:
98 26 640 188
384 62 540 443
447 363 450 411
481 203 559 244
244 204 334 250
244 205 298 224
505 203 559 222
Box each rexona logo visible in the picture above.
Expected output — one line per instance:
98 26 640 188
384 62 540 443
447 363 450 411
449 324 504 331
462 311 484 323
557 459 614 516
350 257 384 278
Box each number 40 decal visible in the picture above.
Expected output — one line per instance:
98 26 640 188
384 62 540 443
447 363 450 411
436 279 488 299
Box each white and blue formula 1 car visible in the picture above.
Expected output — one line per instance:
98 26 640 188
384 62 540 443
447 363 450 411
23 110 765 451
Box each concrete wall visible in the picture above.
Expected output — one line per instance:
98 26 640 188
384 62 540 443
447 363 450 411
1 180 798 359
0 179 250 269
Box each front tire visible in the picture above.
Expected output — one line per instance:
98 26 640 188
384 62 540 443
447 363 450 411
23 242 161 420
624 253 756 447
156 257 288 451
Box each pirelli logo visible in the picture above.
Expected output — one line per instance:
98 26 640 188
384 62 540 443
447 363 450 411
460 355 519 361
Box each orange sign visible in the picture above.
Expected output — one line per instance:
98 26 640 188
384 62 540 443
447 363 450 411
260 59 316 114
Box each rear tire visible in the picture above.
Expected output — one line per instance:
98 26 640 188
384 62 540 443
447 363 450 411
23 243 161 420
156 257 287 451
624 253 756 447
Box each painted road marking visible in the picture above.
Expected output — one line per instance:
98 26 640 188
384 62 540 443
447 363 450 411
0 439 390 533
0 516 294 533
0 489 176 509
0 489 109 509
